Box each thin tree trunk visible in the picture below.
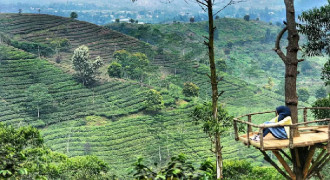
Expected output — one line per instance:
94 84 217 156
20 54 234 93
37 106 40 118
206 0 222 178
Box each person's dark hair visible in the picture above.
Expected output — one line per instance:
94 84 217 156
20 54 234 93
276 106 291 121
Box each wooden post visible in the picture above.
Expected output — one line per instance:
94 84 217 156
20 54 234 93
328 122 330 153
303 108 307 126
260 150 291 180
259 127 264 151
234 120 239 141
272 151 296 179
248 114 252 133
247 124 250 148
303 145 316 179
289 126 294 149
308 149 326 176
280 149 292 162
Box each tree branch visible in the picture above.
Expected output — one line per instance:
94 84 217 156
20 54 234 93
218 91 225 97
214 0 246 16
274 26 288 63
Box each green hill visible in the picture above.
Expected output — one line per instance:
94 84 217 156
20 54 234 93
0 13 316 177
107 18 326 103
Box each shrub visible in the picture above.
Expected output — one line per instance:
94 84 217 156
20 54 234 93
316 87 327 99
70 12 78 19
312 95 330 122
183 82 199 97
244 15 250 21
108 62 122 78
145 89 164 112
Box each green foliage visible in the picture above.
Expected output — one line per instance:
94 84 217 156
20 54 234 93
113 50 151 81
49 37 71 52
190 102 233 138
70 12 78 19
64 155 109 179
222 160 282 180
216 58 227 72
243 15 250 21
183 82 199 97
131 155 281 180
72 45 103 85
10 40 54 57
298 1 330 56
316 87 328 99
0 124 109 179
0 124 43 179
161 154 195 179
108 61 122 78
312 95 330 121
25 83 54 119
264 77 274 90
145 89 164 112
321 59 330 86
132 157 157 180
298 88 310 102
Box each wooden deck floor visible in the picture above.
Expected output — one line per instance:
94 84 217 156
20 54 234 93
239 125 329 150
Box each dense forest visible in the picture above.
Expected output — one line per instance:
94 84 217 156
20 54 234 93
0 0 329 179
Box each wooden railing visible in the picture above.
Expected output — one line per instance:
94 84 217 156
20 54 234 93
233 107 330 151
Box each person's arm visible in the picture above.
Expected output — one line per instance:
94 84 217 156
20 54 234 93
277 116 292 126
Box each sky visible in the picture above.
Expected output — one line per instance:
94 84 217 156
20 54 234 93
0 0 328 15
2 0 328 9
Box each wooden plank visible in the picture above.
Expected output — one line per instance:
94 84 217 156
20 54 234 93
239 130 329 150
260 150 291 180
234 120 238 141
259 127 264 151
248 115 252 133
303 146 316 179
272 151 296 179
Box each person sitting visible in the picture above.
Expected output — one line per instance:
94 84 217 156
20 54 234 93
251 106 292 141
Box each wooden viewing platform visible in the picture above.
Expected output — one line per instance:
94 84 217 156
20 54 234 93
233 107 330 180
233 107 330 151
239 125 329 150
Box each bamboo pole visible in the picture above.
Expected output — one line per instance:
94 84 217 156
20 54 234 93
260 150 291 180
303 145 316 179
233 120 238 141
308 151 328 177
280 149 292 162
289 127 294 149
247 124 250 148
328 122 330 153
272 151 296 179
303 108 307 127
259 127 264 151
248 115 252 133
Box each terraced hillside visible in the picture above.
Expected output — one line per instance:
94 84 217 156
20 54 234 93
108 19 327 103
0 44 212 176
0 14 156 77
0 14 311 177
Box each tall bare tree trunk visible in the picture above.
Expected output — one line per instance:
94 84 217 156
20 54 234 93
276 0 303 179
206 1 222 179
284 0 299 133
